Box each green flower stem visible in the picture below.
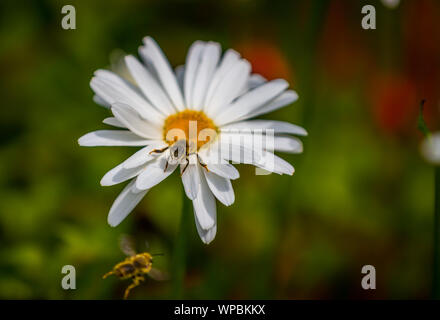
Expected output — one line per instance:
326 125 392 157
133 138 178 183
434 167 440 299
172 189 191 299
419 100 439 298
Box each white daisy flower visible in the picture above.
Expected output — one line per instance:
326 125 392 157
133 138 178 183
381 0 400 9
78 37 306 244
421 133 440 165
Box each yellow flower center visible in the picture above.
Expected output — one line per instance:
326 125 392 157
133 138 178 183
163 110 218 150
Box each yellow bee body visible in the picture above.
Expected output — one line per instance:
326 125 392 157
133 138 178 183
103 236 167 299
106 253 153 279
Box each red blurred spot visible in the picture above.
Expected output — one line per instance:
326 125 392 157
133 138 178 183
318 0 372 84
370 75 418 135
236 40 291 81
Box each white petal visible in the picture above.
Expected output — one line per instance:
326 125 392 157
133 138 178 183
198 151 240 179
237 73 267 97
103 117 126 128
194 213 217 244
125 55 175 115
180 155 200 200
255 152 295 175
221 120 307 136
192 166 216 230
78 130 151 146
140 37 185 111
216 133 261 164
94 67 131 85
123 143 167 169
91 70 164 125
93 94 110 108
192 42 221 110
107 180 148 227
111 102 162 140
184 41 205 109
175 65 185 91
204 170 235 206
204 49 241 110
135 155 177 190
137 47 160 81
101 162 145 186
205 59 251 118
216 132 298 170
273 136 303 154
131 182 146 194
206 163 239 180
243 90 299 120
214 79 289 126
248 74 267 89
219 138 293 175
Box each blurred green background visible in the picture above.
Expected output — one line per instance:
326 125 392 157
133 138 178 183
0 0 439 299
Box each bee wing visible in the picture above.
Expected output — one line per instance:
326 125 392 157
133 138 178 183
144 240 150 251
148 268 169 281
119 234 137 256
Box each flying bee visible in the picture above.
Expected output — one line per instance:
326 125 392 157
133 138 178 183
102 235 168 299
149 139 208 174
